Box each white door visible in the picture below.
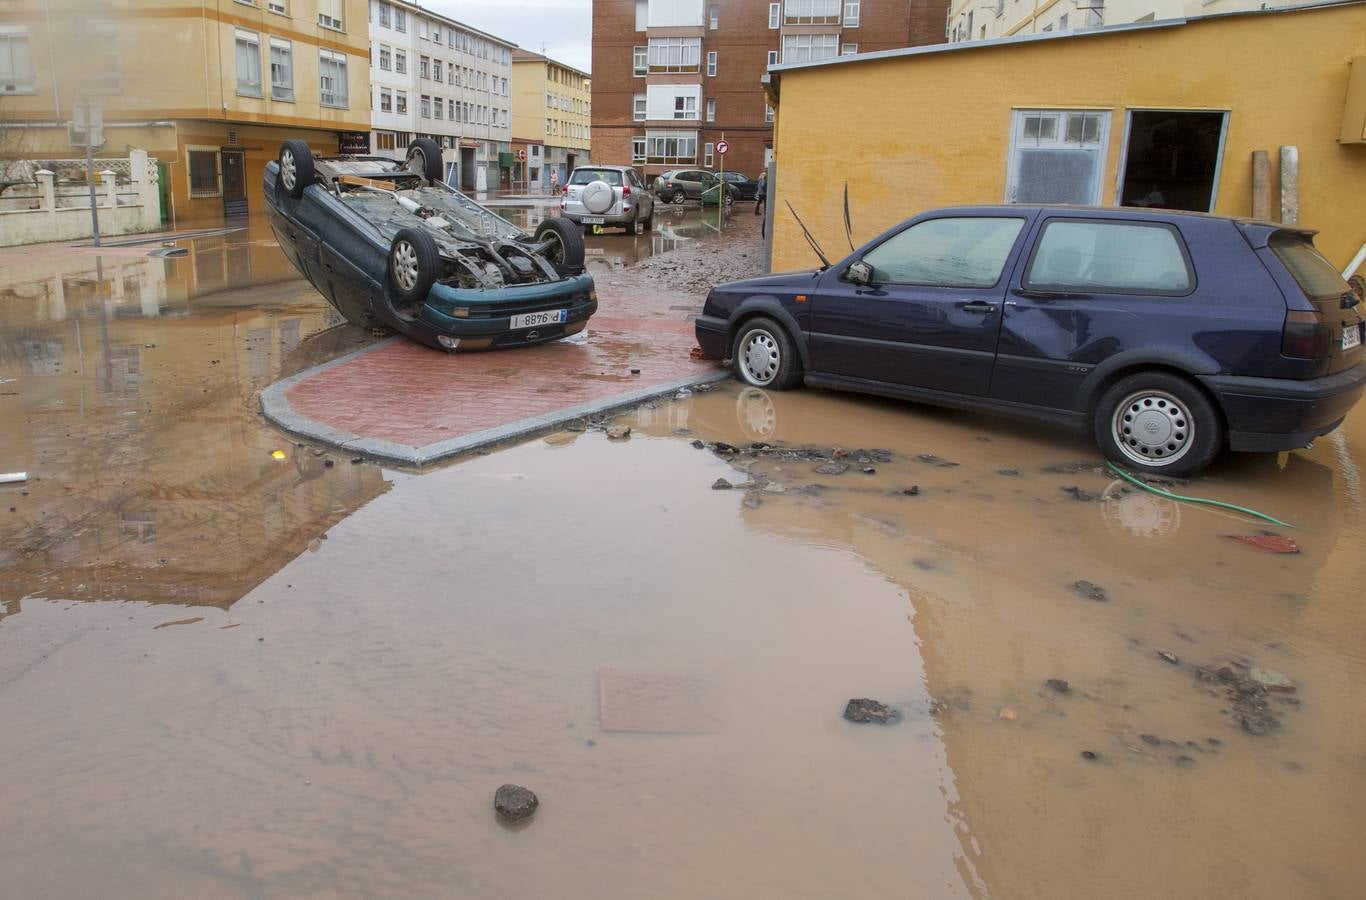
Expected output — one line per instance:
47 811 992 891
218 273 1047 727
476 163 488 192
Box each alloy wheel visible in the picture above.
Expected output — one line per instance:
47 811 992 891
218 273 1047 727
1111 389 1194 466
739 329 781 386
281 149 296 191
392 241 419 292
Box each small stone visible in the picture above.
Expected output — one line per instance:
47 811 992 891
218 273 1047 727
902 486 921 496
861 467 876 474
1248 667 1296 692
1045 679 1070 694
1140 733 1160 745
564 419 588 433
350 457 364 464
605 425 631 440
323 459 334 468
1156 650 1180 665
711 478 734 490
1061 486 1095 502
1071 580 1107 602
843 698 899 724
997 469 1020 476
690 439 705 449
494 784 539 822
813 461 849 475
1081 750 1099 761
917 453 959 467
629 368 641 375
998 707 1018 721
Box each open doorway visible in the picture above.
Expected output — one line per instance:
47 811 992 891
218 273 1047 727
460 147 476 191
1118 110 1228 212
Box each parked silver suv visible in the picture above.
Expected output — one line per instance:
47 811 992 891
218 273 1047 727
560 165 655 234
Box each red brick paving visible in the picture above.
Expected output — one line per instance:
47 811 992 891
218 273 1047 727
284 316 716 449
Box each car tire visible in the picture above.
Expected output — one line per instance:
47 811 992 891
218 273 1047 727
624 216 637 235
732 317 802 391
388 227 440 306
1094 372 1223 477
278 140 314 200
534 217 586 272
641 210 653 232
405 138 444 184
671 192 687 206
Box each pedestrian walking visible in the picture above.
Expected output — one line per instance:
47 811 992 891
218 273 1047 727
754 173 767 237
549 168 559 195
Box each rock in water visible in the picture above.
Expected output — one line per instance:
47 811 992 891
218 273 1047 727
605 425 631 440
711 478 734 490
843 698 899 725
1045 678 1070 694
494 784 539 822
1071 580 1108 602
1249 667 1296 692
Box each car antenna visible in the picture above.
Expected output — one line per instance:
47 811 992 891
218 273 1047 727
784 200 831 269
843 182 856 253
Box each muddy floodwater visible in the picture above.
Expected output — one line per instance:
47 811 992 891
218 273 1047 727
2 218 1365 898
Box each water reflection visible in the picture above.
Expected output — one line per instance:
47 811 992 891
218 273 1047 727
0 220 388 618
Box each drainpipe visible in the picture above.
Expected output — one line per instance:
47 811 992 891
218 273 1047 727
43 0 60 122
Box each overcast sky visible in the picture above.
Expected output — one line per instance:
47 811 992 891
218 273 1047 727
425 0 594 73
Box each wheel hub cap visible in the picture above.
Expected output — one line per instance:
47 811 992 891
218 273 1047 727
393 242 419 291
281 150 295 190
1113 391 1192 465
742 332 779 384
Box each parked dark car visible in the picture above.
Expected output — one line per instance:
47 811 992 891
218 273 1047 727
653 169 736 206
264 138 595 351
695 205 1366 475
718 171 760 201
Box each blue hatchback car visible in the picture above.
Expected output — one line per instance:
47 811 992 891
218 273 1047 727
695 206 1366 475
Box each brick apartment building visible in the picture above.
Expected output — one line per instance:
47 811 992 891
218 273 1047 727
591 0 948 181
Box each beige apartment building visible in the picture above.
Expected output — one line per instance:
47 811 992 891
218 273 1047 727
945 0 1319 41
511 49 592 192
0 0 370 225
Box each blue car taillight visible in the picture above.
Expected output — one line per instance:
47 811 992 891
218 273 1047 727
1282 309 1333 359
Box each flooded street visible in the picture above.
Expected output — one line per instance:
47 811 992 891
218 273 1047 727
2 215 1365 899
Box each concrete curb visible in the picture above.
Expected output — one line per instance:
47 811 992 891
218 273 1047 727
260 338 730 466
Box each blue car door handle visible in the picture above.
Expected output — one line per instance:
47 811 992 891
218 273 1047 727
961 301 997 314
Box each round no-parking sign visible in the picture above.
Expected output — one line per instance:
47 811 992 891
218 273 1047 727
716 140 729 156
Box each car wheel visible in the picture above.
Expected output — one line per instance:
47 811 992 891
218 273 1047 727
405 138 444 184
1094 373 1223 477
534 217 586 271
732 317 802 390
278 140 314 200
388 227 440 306
671 192 687 206
624 214 638 236
641 210 653 232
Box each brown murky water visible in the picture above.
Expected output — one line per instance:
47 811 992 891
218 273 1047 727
2 219 1365 898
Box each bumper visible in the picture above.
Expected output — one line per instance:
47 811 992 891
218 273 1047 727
562 209 633 225
694 314 730 360
411 274 597 350
1201 362 1366 451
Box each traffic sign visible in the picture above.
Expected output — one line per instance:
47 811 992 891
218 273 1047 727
716 140 729 156
517 148 527 161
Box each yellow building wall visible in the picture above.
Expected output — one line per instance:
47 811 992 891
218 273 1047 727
771 4 1366 272
511 58 549 145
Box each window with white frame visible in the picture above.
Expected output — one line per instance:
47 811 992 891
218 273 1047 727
706 51 716 76
843 0 860 26
769 2 780 27
632 45 647 76
784 0 839 24
378 3 391 27
234 29 262 97
395 49 406 73
379 45 391 70
635 0 647 30
765 103 775 123
0 28 36 94
396 91 407 113
421 95 431 118
706 98 715 122
268 0 286 13
709 4 718 28
1006 109 1110 205
317 0 343 30
420 56 429 79
394 8 406 32
319 49 349 107
673 94 697 119
646 84 701 121
432 58 442 82
633 93 646 121
434 95 444 118
632 137 646 165
704 142 714 167
767 50 778 67
841 43 857 56
645 130 697 165
380 87 392 112
270 37 293 101
648 37 701 73
781 33 838 64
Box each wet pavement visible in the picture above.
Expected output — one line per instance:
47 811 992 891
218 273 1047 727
2 213 1366 899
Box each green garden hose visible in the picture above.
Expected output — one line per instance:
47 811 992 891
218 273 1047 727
1106 462 1298 529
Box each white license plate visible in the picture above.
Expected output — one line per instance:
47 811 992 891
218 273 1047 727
510 309 568 330
1344 325 1361 351
581 216 605 224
